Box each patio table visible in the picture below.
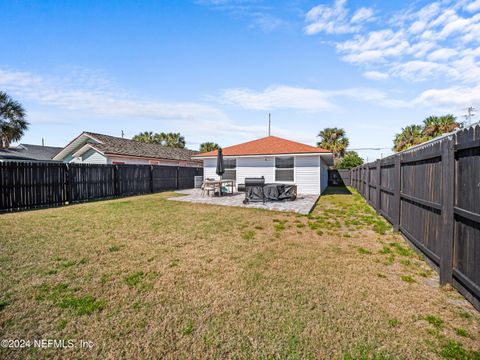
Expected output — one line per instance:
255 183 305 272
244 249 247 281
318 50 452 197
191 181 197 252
204 179 236 196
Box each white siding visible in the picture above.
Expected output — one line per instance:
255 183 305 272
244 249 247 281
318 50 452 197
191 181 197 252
203 157 275 182
237 157 275 183
203 158 219 180
320 158 329 194
201 155 325 195
295 155 320 195
70 148 107 164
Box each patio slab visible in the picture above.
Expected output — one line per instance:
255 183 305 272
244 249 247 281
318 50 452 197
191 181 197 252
168 189 319 214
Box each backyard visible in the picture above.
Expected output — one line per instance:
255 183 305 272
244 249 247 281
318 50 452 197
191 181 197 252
0 187 479 359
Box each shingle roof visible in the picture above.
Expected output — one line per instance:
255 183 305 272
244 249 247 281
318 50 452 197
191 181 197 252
194 136 331 157
84 132 199 162
0 144 63 161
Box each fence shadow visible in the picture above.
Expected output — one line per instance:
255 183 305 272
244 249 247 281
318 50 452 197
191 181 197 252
323 186 352 195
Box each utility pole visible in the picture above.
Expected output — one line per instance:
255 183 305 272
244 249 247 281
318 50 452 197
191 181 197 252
121 130 125 138
463 106 476 126
268 113 271 136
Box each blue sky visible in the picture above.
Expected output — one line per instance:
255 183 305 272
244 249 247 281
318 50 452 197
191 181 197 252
1 0 479 160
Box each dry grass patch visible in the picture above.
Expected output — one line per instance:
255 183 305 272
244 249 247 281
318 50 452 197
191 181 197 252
0 188 479 359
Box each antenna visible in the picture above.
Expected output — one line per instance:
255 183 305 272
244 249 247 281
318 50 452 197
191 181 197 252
121 130 125 138
268 113 271 136
463 106 476 126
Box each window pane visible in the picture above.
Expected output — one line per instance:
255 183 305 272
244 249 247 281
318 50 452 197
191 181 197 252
224 158 236 169
223 169 236 180
276 157 294 168
275 169 294 181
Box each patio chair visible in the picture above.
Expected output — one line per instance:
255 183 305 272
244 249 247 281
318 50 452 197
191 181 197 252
201 181 216 197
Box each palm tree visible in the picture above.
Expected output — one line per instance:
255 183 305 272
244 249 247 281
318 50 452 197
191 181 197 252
132 131 186 148
0 91 29 148
317 127 349 162
161 132 185 148
422 114 461 138
132 131 157 143
199 142 219 153
393 125 426 152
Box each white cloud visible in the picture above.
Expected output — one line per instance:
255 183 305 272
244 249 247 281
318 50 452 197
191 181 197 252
219 85 335 111
391 60 460 82
427 48 457 61
0 68 224 121
337 30 410 63
465 0 480 12
351 7 375 24
218 85 409 110
414 85 480 108
308 0 480 85
363 70 389 80
250 13 284 32
304 0 374 35
196 0 286 32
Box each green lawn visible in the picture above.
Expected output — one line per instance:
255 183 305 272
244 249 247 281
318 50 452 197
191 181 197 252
0 187 479 359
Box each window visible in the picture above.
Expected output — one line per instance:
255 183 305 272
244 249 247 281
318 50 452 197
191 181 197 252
223 158 236 180
275 156 294 182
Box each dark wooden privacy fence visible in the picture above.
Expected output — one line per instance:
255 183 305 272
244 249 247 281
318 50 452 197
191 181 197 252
351 124 480 310
0 162 202 212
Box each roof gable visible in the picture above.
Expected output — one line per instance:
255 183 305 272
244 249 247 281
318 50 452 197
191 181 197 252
54 132 200 162
194 136 331 157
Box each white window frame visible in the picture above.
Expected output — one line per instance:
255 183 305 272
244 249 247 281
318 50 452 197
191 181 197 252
274 156 295 183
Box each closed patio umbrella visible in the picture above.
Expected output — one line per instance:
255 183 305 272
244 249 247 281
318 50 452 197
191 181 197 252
216 148 224 179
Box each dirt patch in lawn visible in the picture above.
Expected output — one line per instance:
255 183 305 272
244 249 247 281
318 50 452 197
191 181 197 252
0 187 478 359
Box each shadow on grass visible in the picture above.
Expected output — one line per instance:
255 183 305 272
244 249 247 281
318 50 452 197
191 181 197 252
323 186 352 195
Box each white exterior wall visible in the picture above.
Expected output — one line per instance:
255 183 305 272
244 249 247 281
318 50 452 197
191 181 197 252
203 158 219 180
203 155 326 195
70 148 107 164
237 157 275 184
295 155 320 195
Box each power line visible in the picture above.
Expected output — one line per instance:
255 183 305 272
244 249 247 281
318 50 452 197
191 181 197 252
463 106 476 125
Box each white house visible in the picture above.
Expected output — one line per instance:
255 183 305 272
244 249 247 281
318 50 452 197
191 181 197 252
53 132 202 167
193 136 333 195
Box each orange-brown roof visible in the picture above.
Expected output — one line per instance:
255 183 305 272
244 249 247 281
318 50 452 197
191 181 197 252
194 136 331 157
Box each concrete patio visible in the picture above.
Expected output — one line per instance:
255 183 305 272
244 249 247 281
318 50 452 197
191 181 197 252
168 189 319 214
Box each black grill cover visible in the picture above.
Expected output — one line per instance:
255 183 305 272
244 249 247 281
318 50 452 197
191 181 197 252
264 184 297 201
245 185 265 202
244 183 297 203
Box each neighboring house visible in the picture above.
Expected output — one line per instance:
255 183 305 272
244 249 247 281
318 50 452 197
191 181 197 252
0 144 62 162
193 136 333 195
53 132 201 167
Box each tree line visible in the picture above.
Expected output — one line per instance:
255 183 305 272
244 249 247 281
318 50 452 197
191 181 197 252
393 115 461 152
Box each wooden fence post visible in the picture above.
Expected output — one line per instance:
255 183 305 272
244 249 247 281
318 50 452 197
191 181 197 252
65 163 71 205
366 164 370 203
440 136 455 285
114 164 119 196
176 167 179 190
376 160 381 211
392 154 401 231
150 165 154 193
